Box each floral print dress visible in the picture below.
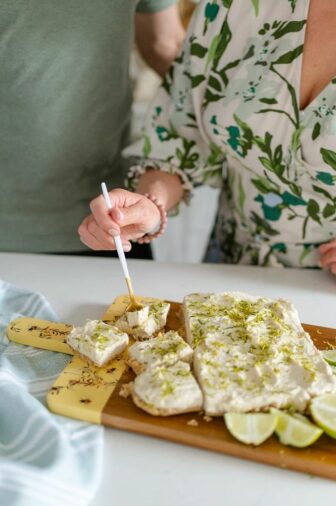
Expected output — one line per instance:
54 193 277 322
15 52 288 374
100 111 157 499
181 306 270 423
125 0 336 267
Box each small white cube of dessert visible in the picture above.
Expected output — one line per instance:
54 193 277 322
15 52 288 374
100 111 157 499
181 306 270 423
127 331 193 374
67 320 129 367
132 361 203 416
149 301 170 329
126 306 149 327
115 301 170 340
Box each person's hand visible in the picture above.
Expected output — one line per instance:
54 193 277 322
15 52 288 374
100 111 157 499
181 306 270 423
78 189 160 251
319 239 336 275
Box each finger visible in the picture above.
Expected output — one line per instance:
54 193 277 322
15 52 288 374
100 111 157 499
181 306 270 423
90 194 121 234
113 240 132 252
319 239 336 254
119 225 148 242
80 233 131 252
122 241 132 252
79 215 134 251
110 208 124 224
87 216 134 249
87 218 137 249
80 234 108 251
87 216 123 249
79 215 116 250
79 218 109 251
330 263 336 275
90 189 144 231
320 248 336 268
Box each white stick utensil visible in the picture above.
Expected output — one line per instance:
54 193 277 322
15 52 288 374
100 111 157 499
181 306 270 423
101 182 143 312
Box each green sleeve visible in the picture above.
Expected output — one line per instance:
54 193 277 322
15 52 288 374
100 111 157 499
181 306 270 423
136 0 177 14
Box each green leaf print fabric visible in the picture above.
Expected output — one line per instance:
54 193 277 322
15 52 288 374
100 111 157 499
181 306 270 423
125 0 336 268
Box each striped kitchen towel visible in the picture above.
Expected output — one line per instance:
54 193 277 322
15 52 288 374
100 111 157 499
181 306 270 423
0 280 103 506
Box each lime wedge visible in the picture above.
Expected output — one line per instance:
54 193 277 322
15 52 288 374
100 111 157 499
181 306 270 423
321 350 336 366
310 394 336 438
272 409 322 447
224 412 277 445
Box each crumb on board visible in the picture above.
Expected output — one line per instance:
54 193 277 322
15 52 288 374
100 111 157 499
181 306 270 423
203 415 212 422
119 382 133 398
279 449 285 456
187 419 199 427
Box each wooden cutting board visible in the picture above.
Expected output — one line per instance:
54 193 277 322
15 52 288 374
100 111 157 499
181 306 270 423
7 296 336 480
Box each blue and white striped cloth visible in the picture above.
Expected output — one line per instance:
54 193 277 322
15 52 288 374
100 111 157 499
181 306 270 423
0 280 103 506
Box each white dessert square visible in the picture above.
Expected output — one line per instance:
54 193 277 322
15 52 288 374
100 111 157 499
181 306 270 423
67 320 129 367
184 292 336 415
126 306 149 327
127 330 193 374
132 361 203 416
115 301 170 340
183 292 303 346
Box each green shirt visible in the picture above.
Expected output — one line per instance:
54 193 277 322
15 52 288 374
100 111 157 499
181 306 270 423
0 0 174 253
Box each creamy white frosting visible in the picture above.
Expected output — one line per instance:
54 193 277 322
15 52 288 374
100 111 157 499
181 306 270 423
128 330 193 372
184 292 336 415
67 319 129 366
126 306 149 327
133 361 203 414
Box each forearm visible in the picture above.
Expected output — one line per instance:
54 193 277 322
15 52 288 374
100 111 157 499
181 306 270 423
136 170 184 211
138 40 179 77
135 5 185 77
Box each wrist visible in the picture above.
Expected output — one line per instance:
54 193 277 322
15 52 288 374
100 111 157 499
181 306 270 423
137 193 168 244
136 170 183 211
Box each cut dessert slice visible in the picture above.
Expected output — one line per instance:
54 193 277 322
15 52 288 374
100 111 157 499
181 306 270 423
115 301 170 340
272 409 323 447
224 412 277 445
67 320 128 367
132 361 203 416
127 331 193 375
310 394 336 438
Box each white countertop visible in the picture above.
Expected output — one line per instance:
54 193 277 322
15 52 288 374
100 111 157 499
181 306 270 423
1 252 335 506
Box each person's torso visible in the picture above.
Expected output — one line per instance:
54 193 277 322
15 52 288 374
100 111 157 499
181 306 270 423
187 0 336 266
0 0 139 252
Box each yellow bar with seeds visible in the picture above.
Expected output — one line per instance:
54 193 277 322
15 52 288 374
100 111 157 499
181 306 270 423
7 317 73 354
47 354 127 424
